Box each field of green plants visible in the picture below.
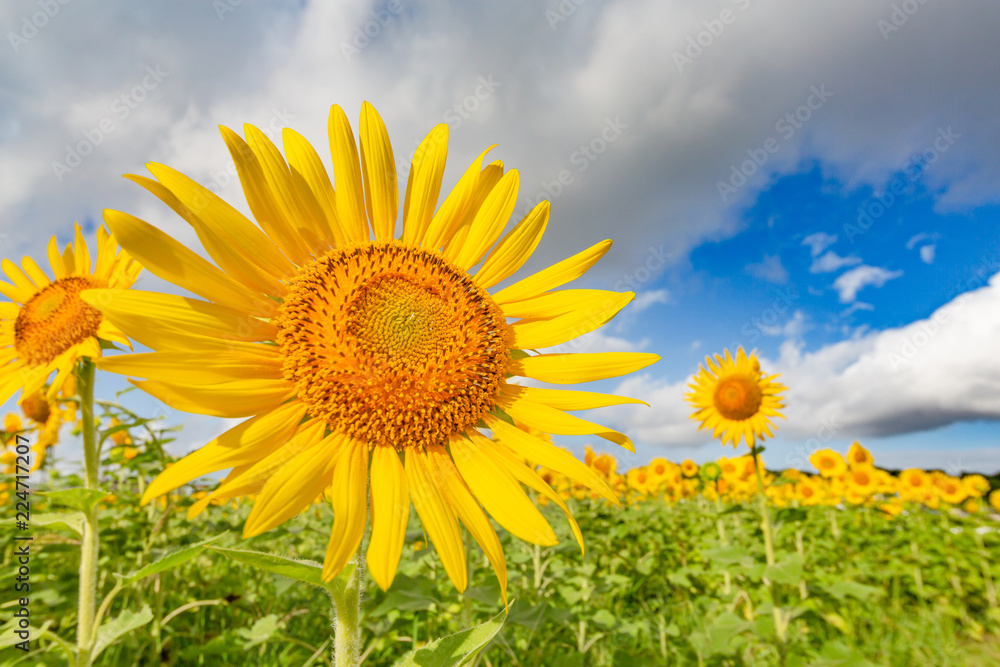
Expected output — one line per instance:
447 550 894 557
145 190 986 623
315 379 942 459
3 401 1000 666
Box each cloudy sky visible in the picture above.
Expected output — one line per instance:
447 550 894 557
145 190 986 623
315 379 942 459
2 0 999 474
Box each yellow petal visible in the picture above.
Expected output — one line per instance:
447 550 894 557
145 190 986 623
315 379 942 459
220 126 311 264
486 415 618 505
132 377 294 418
283 128 342 246
511 352 660 384
449 433 557 546
427 444 507 605
132 168 293 292
81 289 277 344
244 432 342 537
359 102 399 242
452 169 519 271
421 145 495 251
367 446 410 591
327 104 369 244
482 436 585 553
47 237 67 279
20 257 50 289
401 124 449 245
500 394 634 453
406 447 467 591
443 162 504 259
97 349 282 384
501 289 625 319
322 437 370 581
475 201 548 289
103 210 263 313
510 291 634 350
73 223 91 275
492 240 613 304
505 385 648 410
2 259 37 294
244 124 327 258
141 401 308 503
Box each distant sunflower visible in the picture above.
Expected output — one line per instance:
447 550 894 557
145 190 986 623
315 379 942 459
85 102 659 600
686 348 785 448
0 224 139 404
846 441 874 469
680 459 699 478
810 449 847 479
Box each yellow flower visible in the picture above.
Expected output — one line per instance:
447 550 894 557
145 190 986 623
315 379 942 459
810 449 847 479
86 103 659 601
795 478 822 506
898 468 928 501
932 473 967 506
686 348 785 448
846 441 874 469
680 459 699 478
0 223 140 404
878 498 904 517
846 467 876 497
963 474 990 498
963 498 980 514
989 489 1000 511
3 413 22 433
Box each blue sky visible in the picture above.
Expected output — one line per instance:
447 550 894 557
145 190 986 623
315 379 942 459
2 0 999 474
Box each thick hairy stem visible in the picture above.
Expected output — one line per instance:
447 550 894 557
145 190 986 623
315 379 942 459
76 360 99 667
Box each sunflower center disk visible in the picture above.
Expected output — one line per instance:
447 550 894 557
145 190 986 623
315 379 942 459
14 276 103 366
276 243 512 450
712 376 763 421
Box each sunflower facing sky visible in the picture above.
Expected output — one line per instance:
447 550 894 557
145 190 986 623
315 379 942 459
0 224 140 405
82 102 659 600
685 347 786 448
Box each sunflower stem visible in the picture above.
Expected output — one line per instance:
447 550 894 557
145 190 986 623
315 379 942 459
750 445 786 645
332 544 364 667
75 359 99 667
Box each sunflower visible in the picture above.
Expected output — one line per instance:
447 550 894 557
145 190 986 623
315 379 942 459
846 441 874 469
989 489 1000 511
846 467 876 499
810 449 847 479
19 389 76 471
686 348 785 448
680 459 699 478
898 468 928 501
85 103 659 600
0 223 140 404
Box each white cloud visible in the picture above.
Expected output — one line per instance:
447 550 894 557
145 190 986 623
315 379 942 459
599 273 1000 446
810 250 862 273
920 244 936 264
746 254 789 284
840 301 874 317
906 232 937 250
633 289 669 312
833 265 903 302
759 309 810 338
802 232 837 257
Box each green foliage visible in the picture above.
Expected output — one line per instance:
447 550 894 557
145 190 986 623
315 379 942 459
2 401 1000 665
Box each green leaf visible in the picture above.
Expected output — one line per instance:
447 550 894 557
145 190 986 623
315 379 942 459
396 602 510 667
810 640 877 666
702 546 749 566
41 488 108 514
119 534 227 584
206 545 355 597
819 579 885 603
21 511 86 536
0 620 51 650
591 608 617 629
764 554 804 586
91 605 154 661
236 614 283 649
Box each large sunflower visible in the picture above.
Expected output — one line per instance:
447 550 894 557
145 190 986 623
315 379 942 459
0 224 140 405
84 102 659 600
685 348 785 448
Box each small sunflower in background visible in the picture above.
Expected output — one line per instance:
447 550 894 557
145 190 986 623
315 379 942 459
686 347 785 448
19 389 77 470
85 102 659 600
680 459 699 478
0 223 140 404
846 441 874 469
810 449 847 478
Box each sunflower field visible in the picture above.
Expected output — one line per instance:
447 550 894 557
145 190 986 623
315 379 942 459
0 104 998 666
